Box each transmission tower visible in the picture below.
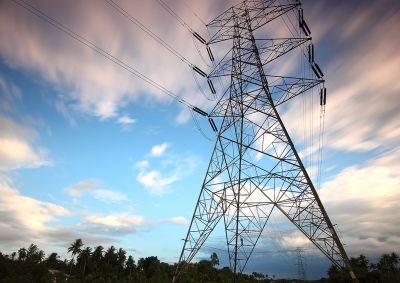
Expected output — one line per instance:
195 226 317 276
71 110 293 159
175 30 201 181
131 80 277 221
296 247 307 281
175 1 358 282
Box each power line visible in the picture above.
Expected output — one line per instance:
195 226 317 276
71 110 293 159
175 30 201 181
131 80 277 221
103 0 194 68
154 0 220 104
104 0 215 103
156 0 195 34
182 0 208 26
10 0 198 110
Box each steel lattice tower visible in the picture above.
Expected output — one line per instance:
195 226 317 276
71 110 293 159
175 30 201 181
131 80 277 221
296 247 307 281
175 1 358 282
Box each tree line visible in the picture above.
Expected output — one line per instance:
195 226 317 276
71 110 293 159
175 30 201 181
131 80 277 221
0 239 399 282
328 253 400 283
0 239 271 282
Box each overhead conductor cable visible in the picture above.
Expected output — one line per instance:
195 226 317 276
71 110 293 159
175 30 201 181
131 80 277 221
10 0 211 115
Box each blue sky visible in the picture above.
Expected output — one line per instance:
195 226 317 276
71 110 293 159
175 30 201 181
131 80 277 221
0 0 399 279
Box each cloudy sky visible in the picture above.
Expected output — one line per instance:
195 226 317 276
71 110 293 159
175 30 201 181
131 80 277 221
0 0 399 279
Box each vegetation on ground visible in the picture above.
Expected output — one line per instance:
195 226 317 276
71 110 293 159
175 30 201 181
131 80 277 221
0 239 399 282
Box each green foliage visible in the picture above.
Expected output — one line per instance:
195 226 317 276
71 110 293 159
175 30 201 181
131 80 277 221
327 253 400 283
1 242 399 283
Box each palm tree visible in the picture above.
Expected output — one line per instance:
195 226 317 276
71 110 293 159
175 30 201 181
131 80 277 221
37 250 45 263
126 255 135 278
104 245 116 265
117 248 127 268
92 245 104 271
18 247 27 261
117 248 127 277
79 246 92 279
46 252 60 269
27 243 39 262
67 238 83 276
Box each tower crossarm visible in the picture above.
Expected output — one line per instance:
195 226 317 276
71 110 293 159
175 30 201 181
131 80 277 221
207 1 300 44
209 38 310 79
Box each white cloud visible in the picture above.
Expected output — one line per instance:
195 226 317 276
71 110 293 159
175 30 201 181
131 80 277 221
0 176 70 248
82 213 189 232
117 114 136 125
136 145 201 195
64 179 99 197
65 179 128 203
0 116 51 170
135 160 149 169
149 143 169 157
137 169 179 195
84 214 145 228
319 149 400 255
93 189 127 202
168 216 189 225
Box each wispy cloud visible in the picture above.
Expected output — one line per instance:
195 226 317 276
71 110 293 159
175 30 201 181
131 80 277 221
64 179 128 203
149 142 169 157
81 213 189 236
283 1 400 153
136 144 201 195
117 114 136 125
168 216 189 225
135 160 149 169
54 97 77 127
0 74 22 112
0 0 216 122
93 189 128 202
64 179 100 197
137 169 180 195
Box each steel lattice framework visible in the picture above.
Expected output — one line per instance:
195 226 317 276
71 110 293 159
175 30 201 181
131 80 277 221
175 1 358 282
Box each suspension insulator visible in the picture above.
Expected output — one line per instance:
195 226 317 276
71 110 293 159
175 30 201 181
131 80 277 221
208 79 216 94
193 107 208 116
312 63 323 79
208 117 218 132
193 32 206 44
301 20 311 36
207 46 214 62
320 87 327 106
315 63 324 77
308 44 314 63
298 8 304 27
193 66 207 77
